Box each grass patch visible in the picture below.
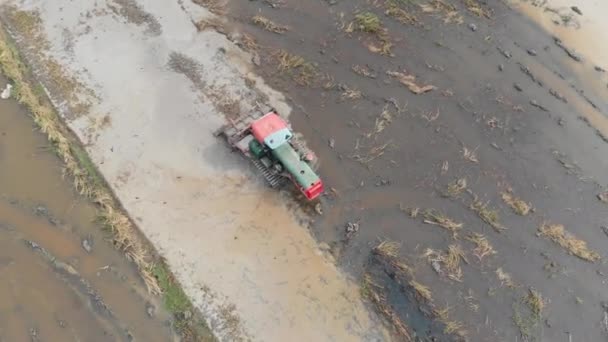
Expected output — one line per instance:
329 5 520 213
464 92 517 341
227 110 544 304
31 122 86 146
501 191 532 216
275 50 318 86
346 12 394 56
153 263 216 340
353 12 383 33
422 209 462 238
538 222 600 262
467 232 496 262
470 196 505 232
512 289 544 341
153 263 190 313
251 15 289 34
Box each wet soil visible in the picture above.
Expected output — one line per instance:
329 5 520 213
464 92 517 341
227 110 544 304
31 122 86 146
0 75 176 341
216 0 608 340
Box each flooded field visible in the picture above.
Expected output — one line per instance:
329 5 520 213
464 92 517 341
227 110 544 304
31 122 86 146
207 0 608 340
0 76 176 341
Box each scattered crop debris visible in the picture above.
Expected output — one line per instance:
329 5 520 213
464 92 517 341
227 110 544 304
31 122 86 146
422 209 463 238
501 191 532 216
251 15 289 33
351 141 392 165
387 70 436 94
352 64 377 78
461 146 479 163
467 233 496 261
444 178 467 198
366 105 394 138
538 222 600 262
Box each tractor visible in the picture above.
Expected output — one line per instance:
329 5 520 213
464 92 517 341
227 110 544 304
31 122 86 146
214 107 324 201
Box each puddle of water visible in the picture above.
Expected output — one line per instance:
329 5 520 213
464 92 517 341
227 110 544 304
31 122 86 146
0 76 175 341
510 0 608 139
511 0 608 68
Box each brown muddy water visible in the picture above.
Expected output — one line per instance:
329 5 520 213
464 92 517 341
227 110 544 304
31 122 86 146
208 0 608 340
0 75 175 341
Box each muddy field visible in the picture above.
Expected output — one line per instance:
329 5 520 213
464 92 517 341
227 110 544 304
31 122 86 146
0 75 177 341
200 0 608 340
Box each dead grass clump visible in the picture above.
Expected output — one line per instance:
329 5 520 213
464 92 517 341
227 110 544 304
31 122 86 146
362 274 413 341
352 64 376 78
423 245 467 281
444 178 467 198
275 50 318 86
470 197 505 232
242 35 259 53
340 87 362 101
405 206 420 218
0 27 159 293
525 288 545 320
496 267 516 288
385 0 419 25
194 17 224 33
419 0 463 24
463 0 492 18
467 233 496 261
351 141 392 164
422 209 463 238
251 15 289 34
501 191 532 216
374 240 401 259
353 12 383 33
366 105 394 138
538 222 600 262
461 146 479 163
387 70 436 94
434 306 467 337
410 280 433 302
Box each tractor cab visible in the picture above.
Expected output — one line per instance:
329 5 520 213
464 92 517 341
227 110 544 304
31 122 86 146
249 112 324 200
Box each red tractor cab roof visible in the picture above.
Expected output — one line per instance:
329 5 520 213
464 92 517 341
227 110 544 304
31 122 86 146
251 112 292 149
